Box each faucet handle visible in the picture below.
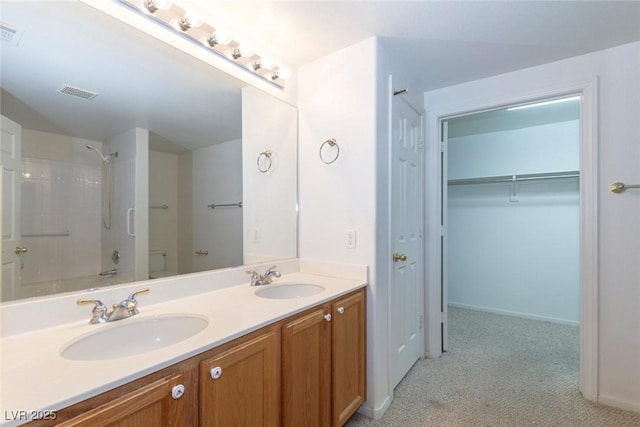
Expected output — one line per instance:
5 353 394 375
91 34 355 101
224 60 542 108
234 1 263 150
265 265 281 278
77 299 108 324
122 288 149 316
247 270 261 286
128 288 150 302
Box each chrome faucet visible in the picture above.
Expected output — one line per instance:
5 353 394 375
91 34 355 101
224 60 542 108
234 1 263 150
247 265 281 286
77 288 149 324
108 289 150 321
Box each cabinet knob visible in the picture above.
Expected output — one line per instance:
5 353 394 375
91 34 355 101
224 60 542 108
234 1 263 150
337 306 345 315
210 366 223 380
171 384 185 400
324 313 332 322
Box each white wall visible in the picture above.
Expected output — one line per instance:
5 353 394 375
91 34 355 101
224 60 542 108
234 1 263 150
447 121 580 324
20 130 102 284
448 180 580 324
425 41 640 412
448 120 580 179
298 37 380 414
299 36 428 419
241 86 297 264
191 140 243 271
149 150 178 274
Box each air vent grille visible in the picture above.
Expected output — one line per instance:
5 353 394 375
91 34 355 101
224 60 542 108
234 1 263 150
57 85 99 101
1 24 17 43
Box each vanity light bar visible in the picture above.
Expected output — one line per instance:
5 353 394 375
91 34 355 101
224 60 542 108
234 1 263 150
114 0 287 88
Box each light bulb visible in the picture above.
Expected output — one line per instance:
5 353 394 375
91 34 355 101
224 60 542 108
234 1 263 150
275 67 290 80
254 57 275 71
154 0 172 9
207 30 231 47
143 0 172 13
237 45 254 58
178 11 203 31
228 48 242 60
185 11 203 27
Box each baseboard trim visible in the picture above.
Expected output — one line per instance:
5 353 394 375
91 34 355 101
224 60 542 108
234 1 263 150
357 395 392 420
598 395 640 414
448 302 579 327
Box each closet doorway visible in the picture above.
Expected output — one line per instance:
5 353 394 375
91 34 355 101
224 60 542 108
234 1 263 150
442 95 581 351
426 80 598 401
438 96 583 402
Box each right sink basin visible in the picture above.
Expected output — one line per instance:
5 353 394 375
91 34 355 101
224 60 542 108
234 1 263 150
254 283 325 300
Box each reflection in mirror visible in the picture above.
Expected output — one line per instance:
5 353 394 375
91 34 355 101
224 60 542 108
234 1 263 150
0 1 297 302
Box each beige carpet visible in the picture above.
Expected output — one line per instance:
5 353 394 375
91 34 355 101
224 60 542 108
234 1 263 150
346 307 640 427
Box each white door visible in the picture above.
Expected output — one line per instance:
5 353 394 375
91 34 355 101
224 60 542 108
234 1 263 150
1 115 23 300
390 86 424 388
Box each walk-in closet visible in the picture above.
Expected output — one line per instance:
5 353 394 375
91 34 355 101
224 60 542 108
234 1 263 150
446 96 581 326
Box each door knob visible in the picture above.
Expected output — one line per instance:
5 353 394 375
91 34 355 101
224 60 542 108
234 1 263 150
14 246 28 255
393 252 407 262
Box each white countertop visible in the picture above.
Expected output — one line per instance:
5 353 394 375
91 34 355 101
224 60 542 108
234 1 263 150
0 271 366 426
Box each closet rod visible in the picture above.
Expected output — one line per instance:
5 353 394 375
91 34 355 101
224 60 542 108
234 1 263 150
448 170 579 186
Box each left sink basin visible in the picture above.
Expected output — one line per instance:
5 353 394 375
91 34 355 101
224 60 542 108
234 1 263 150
61 314 209 361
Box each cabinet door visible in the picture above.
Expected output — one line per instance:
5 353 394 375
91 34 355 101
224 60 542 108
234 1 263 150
282 306 332 427
57 374 187 427
200 328 280 427
332 289 366 426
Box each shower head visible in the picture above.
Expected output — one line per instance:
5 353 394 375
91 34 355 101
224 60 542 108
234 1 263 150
85 144 108 162
86 145 117 162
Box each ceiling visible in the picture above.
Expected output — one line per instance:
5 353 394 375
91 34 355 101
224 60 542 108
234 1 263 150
196 0 640 91
1 1 243 152
1 1 639 148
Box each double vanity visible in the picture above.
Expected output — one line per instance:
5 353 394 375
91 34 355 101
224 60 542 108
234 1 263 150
0 260 367 426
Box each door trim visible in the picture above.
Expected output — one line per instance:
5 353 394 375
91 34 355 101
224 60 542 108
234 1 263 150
424 78 599 402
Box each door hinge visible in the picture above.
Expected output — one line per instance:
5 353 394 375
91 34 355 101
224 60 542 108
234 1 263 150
420 315 424 331
440 141 445 152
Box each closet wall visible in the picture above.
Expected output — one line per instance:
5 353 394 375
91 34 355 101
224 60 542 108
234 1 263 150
447 118 580 325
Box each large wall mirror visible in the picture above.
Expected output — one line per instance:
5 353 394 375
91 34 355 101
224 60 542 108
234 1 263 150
0 1 297 302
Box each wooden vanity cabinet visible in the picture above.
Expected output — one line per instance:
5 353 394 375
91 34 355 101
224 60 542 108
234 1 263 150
331 289 366 426
282 305 332 427
27 357 198 427
27 288 365 427
282 288 366 427
199 326 280 427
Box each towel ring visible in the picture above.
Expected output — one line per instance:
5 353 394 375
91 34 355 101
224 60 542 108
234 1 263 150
319 138 340 164
257 150 272 173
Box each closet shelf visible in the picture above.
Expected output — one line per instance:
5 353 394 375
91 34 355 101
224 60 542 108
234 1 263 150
448 170 579 186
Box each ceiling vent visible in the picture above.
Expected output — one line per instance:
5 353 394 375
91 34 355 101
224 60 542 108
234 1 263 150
57 85 99 101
